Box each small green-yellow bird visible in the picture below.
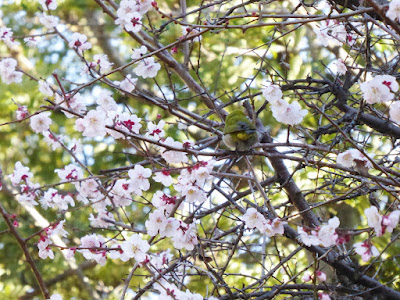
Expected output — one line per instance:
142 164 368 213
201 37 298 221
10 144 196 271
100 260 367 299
223 110 259 151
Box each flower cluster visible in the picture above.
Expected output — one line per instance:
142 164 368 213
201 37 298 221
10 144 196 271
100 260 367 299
359 75 398 104
364 206 400 237
0 58 23 84
313 20 357 47
298 217 340 247
242 208 285 237
37 220 68 260
261 82 307 125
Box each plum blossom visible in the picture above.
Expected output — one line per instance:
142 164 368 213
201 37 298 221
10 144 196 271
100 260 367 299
78 234 107 265
160 137 188 164
146 120 165 140
120 234 150 262
172 221 198 251
24 36 40 47
115 11 142 32
39 188 75 210
318 216 340 247
55 164 83 182
39 0 57 11
8 161 33 187
302 273 312 282
382 210 400 234
242 208 266 231
149 249 173 270
38 237 54 259
134 57 161 78
318 293 331 300
264 217 286 237
16 106 29 120
177 184 207 204
110 179 133 207
89 209 115 228
334 59 347 75
55 92 87 118
96 90 118 112
153 169 174 186
38 80 54 97
144 208 179 238
48 220 69 237
108 112 142 139
0 27 20 48
389 101 400 124
188 160 215 187
43 131 63 151
270 98 307 125
262 82 283 103
316 270 327 282
313 20 353 47
365 206 400 237
131 45 148 60
360 75 398 104
39 13 59 28
30 111 52 133
365 206 383 236
387 0 400 21
68 33 92 54
75 178 99 204
336 149 373 170
181 26 202 42
151 191 178 213
354 240 379 262
77 108 110 137
0 57 23 84
93 54 113 72
128 164 152 194
298 216 340 247
117 74 137 93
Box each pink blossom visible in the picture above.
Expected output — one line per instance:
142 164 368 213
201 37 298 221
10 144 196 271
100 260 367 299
316 270 327 282
16 106 29 120
146 120 165 140
78 234 107 265
354 240 379 262
8 161 33 187
55 164 83 182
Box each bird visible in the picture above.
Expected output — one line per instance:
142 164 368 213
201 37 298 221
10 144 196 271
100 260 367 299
223 110 259 151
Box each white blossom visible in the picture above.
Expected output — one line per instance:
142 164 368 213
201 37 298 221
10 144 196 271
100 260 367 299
387 0 400 21
30 111 52 133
